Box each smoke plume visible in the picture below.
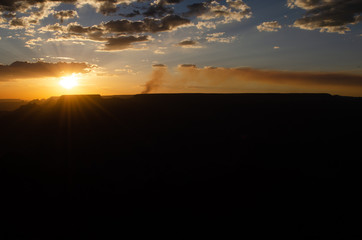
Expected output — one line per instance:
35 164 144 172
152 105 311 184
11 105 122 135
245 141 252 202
141 64 167 94
141 64 362 94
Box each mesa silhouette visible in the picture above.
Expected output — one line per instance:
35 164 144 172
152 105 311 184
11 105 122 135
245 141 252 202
1 93 362 239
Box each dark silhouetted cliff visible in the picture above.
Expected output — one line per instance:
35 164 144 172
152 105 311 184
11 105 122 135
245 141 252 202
1 94 361 239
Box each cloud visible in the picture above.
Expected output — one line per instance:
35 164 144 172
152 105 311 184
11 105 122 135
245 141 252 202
154 47 167 54
257 21 282 32
38 23 66 33
25 37 43 48
176 40 202 48
42 14 191 50
184 0 252 24
0 61 93 81
196 21 217 29
152 63 167 67
141 0 184 17
119 10 141 18
54 10 78 23
0 1 137 15
101 35 149 51
9 18 26 28
1 1 60 29
288 0 362 34
206 32 236 43
178 64 196 68
103 15 191 34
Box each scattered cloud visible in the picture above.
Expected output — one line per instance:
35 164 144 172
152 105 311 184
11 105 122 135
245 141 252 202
257 21 282 32
154 47 167 54
288 0 362 34
25 37 43 48
196 21 217 29
206 32 236 43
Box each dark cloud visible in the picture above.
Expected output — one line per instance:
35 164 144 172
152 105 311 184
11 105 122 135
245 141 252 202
102 35 149 51
142 0 184 17
288 0 362 33
54 10 78 23
0 61 92 81
176 40 201 48
97 0 119 15
2 12 16 18
9 18 26 27
142 4 173 17
50 14 189 50
183 0 252 23
177 40 197 46
152 63 167 67
184 2 208 17
179 64 196 68
104 15 190 34
119 9 141 18
66 23 104 41
0 0 77 12
0 0 128 15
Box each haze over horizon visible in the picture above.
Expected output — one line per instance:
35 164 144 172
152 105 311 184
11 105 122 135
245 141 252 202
1 0 362 99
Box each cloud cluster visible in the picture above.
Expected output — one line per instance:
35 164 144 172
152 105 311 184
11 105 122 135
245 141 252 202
2 1 60 30
288 0 362 34
0 61 93 81
103 15 190 34
206 32 236 43
0 1 138 15
40 14 190 50
1 0 251 52
257 21 282 32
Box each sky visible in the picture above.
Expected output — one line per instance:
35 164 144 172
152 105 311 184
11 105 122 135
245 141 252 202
0 0 362 99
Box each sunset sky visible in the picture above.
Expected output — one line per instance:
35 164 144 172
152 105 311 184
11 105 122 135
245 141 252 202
0 0 362 99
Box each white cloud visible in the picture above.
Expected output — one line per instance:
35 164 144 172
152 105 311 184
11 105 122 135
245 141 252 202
257 21 282 32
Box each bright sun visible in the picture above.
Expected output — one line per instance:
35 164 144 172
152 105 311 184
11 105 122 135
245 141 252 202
59 74 79 89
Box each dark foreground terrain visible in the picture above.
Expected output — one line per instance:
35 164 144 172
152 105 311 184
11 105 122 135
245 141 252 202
1 93 362 239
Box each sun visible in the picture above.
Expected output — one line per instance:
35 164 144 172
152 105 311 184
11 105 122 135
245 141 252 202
59 74 79 89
